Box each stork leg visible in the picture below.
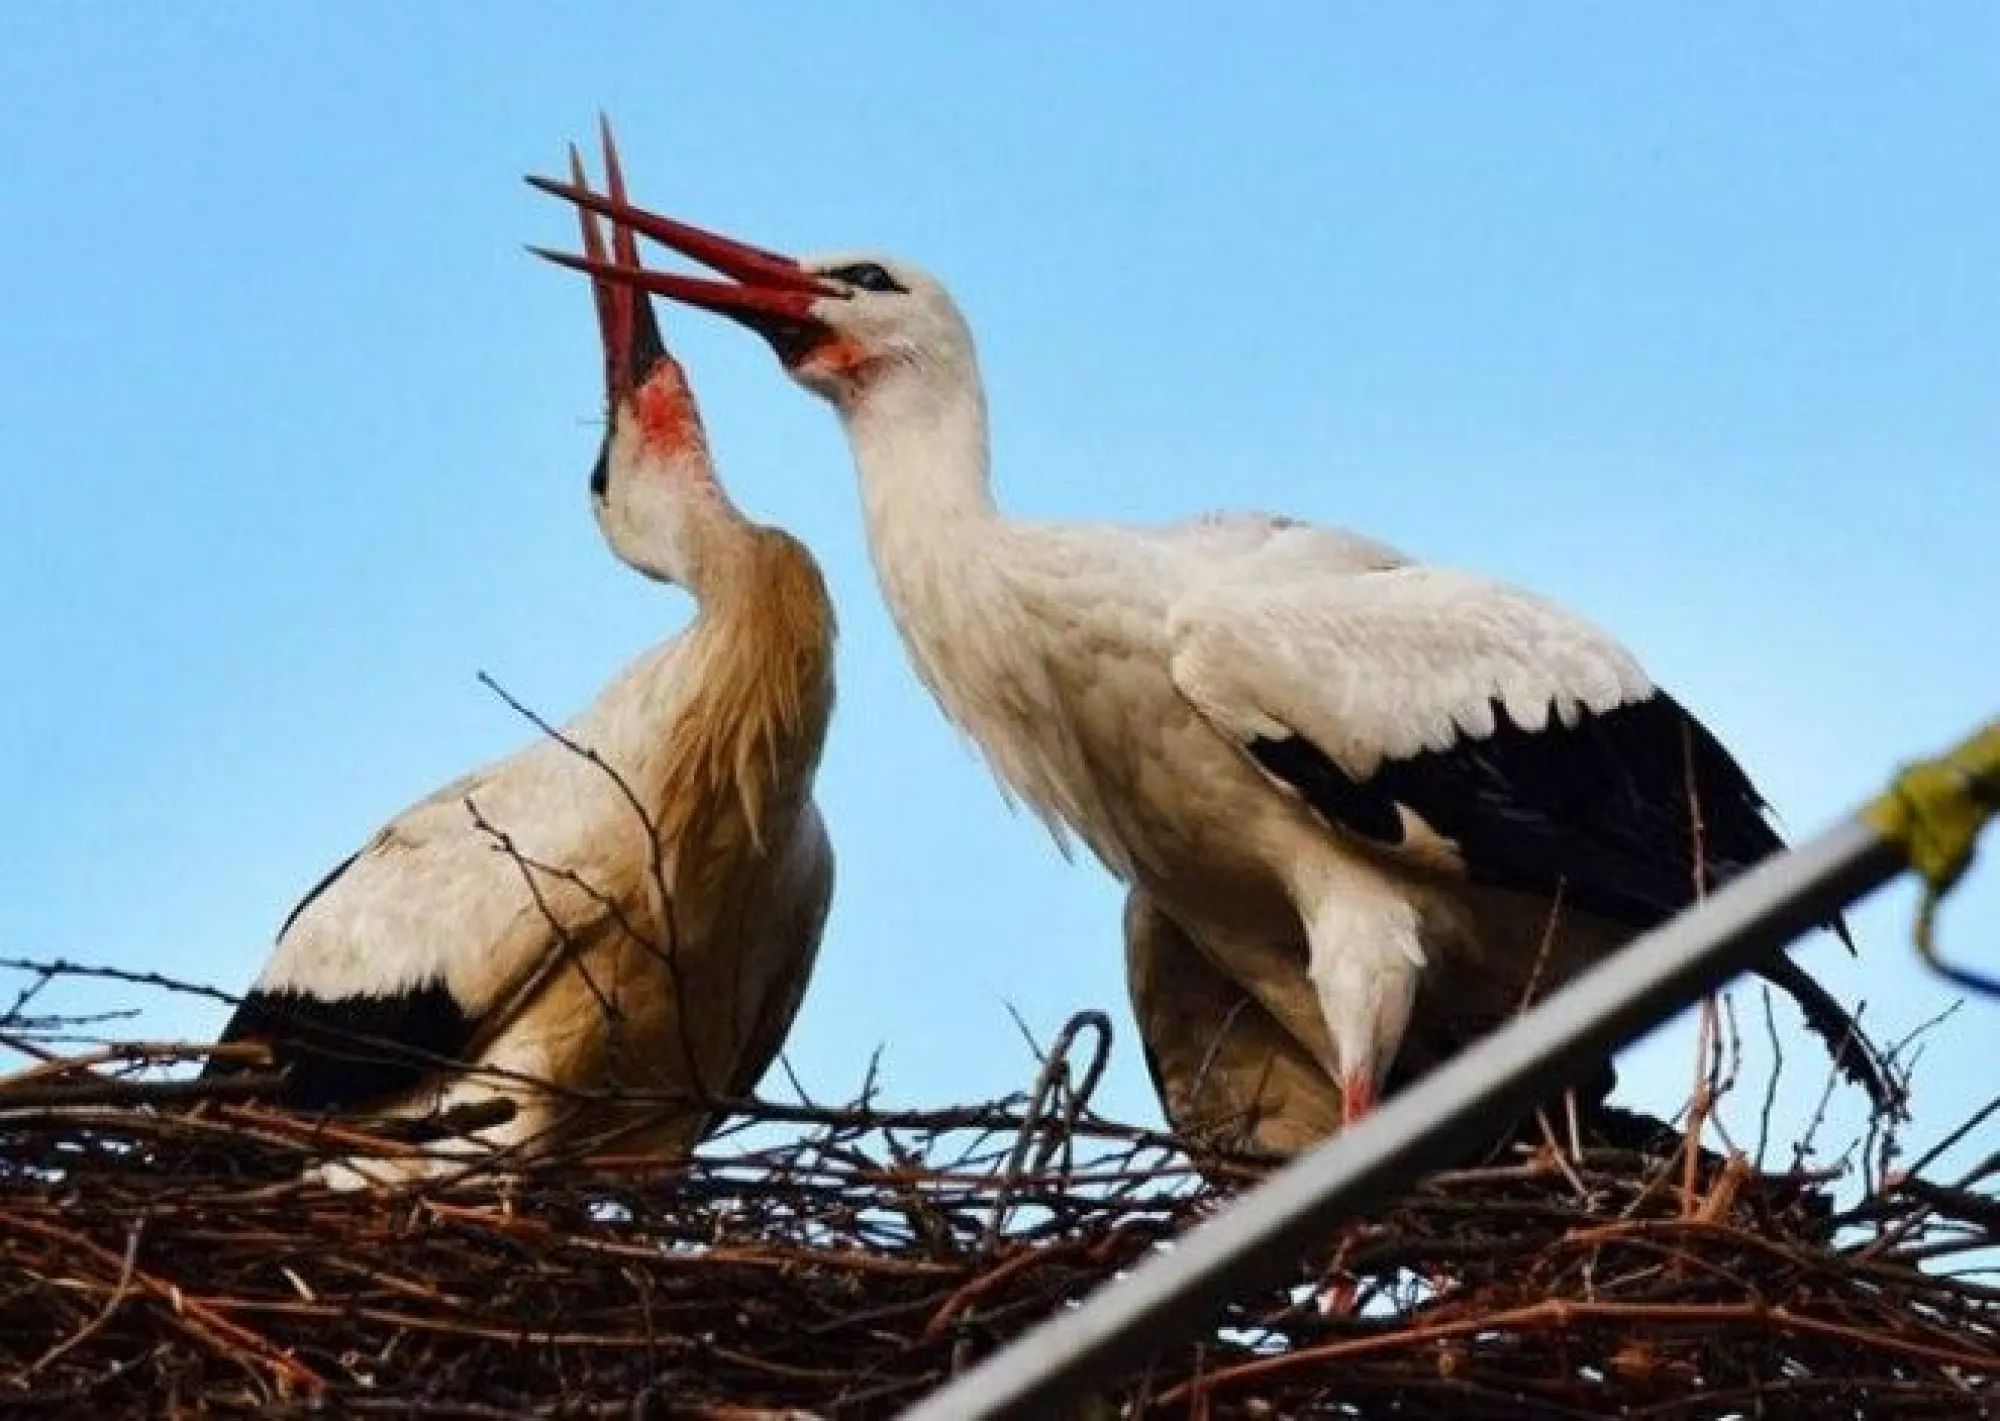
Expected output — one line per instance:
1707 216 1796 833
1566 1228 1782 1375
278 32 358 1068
1317 1244 1362 1317
1339 1072 1378 1127
1312 1073 1381 1317
1286 857 1424 1135
1281 866 1425 1318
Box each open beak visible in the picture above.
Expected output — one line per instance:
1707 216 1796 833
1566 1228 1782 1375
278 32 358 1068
570 121 668 408
528 148 841 364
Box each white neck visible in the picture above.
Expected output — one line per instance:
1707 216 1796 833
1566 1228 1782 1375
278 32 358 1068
835 362 1007 702
842 363 997 561
833 354 1129 867
595 432 750 603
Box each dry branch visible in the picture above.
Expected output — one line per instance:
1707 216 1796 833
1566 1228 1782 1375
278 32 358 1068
1 966 1995 1418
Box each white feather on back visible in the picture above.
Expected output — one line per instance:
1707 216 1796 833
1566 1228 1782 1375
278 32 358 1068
252 635 695 1014
856 497 1420 879
1169 560 1654 780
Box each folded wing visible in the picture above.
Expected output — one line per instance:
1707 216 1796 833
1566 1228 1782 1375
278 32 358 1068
1169 558 1890 1106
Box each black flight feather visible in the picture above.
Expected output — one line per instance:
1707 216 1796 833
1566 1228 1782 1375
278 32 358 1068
205 983 476 1113
1249 691 1893 1109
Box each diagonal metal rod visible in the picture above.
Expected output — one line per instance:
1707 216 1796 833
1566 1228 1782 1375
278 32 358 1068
904 811 1907 1419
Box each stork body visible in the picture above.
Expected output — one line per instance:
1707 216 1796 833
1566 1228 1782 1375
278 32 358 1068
855 480 1642 1116
214 135 835 1166
852 391 1888 1122
528 183 1890 1124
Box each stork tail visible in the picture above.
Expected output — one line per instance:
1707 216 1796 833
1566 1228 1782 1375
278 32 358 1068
1754 952 1900 1116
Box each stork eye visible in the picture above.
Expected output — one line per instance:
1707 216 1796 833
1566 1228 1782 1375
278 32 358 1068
829 262 904 294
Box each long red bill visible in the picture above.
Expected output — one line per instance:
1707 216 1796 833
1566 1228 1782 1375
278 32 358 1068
530 245 826 328
570 144 614 342
590 120 667 401
526 171 839 298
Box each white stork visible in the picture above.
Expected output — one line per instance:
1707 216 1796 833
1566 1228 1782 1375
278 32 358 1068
529 181 1892 1127
210 130 836 1166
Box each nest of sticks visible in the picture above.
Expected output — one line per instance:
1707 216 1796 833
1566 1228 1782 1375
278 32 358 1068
2 962 1997 1418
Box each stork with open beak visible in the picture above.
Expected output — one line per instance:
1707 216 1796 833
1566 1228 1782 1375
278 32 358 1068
527 177 1894 1134
210 128 836 1170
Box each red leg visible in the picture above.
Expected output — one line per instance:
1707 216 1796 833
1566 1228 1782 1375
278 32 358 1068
1316 1237 1360 1316
1318 1075 1381 1314
1341 1073 1377 1127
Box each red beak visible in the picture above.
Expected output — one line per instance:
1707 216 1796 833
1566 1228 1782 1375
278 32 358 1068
570 119 666 407
527 154 841 362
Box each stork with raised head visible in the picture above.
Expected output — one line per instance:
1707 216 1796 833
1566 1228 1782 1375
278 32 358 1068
210 130 836 1167
528 179 1892 1129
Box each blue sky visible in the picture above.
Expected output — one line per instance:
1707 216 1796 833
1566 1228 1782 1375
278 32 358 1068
2 6 1994 1167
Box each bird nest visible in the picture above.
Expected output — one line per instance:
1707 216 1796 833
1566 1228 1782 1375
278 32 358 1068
2 963 1997 1418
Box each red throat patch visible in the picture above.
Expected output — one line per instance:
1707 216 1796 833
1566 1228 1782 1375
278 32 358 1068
632 360 710 457
794 333 876 393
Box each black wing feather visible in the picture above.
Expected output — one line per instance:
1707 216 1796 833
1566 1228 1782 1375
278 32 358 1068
1253 691 1775 929
1252 690 1894 1109
206 983 476 1112
207 846 478 1112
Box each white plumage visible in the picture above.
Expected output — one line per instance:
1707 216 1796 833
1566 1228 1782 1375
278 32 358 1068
1171 558 1653 776
534 184 1889 1132
214 133 836 1168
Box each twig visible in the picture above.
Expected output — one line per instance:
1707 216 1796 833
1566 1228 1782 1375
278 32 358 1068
18 1218 144 1380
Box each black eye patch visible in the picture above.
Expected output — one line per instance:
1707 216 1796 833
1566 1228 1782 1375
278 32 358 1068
828 262 905 294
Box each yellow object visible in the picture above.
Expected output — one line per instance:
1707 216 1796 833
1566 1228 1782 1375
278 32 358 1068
1862 721 2000 996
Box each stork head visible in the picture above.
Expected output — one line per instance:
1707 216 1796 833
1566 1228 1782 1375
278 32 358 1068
559 124 739 592
762 253 972 409
528 177 975 414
